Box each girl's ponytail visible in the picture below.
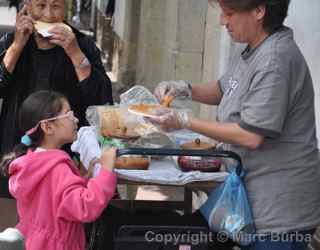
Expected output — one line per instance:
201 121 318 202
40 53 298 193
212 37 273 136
0 143 30 177
1 90 67 177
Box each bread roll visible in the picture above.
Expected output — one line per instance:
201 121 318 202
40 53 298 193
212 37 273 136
115 157 149 170
34 21 72 37
98 107 125 134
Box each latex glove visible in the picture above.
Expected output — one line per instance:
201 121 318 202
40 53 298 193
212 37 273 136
148 107 191 131
154 80 192 102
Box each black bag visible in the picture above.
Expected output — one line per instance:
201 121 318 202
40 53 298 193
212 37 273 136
86 207 183 250
86 207 236 250
114 225 209 250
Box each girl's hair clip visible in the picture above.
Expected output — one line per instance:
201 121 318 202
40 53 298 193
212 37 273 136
21 134 32 146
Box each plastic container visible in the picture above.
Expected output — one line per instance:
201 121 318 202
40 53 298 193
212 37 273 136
177 139 220 172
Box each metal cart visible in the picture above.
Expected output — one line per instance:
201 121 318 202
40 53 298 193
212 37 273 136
87 148 242 250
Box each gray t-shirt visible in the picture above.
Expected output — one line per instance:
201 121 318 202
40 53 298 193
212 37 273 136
217 27 320 234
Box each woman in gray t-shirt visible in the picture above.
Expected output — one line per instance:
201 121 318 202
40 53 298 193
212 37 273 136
151 0 320 249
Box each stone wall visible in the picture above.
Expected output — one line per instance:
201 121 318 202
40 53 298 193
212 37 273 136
136 0 208 88
134 0 214 115
200 3 230 120
93 0 230 116
95 7 113 69
93 0 141 102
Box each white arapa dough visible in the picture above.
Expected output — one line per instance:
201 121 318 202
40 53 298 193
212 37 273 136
34 21 72 38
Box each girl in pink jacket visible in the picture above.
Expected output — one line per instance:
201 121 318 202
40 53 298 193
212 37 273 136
0 90 117 250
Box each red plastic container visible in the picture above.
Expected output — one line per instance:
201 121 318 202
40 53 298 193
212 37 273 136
178 156 221 172
177 138 221 172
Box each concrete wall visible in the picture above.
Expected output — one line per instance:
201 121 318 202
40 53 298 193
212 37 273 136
99 0 211 109
95 0 107 13
135 0 207 88
285 0 320 145
111 0 141 100
105 0 231 115
93 0 141 102
134 0 209 113
200 4 230 120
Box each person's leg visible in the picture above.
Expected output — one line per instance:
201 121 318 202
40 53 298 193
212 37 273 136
241 230 315 250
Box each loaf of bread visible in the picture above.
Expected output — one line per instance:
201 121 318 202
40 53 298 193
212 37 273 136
101 127 127 137
98 106 125 134
115 157 149 170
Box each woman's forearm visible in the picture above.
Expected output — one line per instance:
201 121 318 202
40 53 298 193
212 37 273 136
3 43 23 73
69 50 91 81
191 80 222 105
187 117 264 149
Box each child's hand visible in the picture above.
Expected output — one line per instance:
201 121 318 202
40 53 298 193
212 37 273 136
86 158 100 178
100 147 117 172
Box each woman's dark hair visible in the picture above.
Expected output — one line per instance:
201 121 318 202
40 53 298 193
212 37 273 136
0 90 67 177
211 0 291 33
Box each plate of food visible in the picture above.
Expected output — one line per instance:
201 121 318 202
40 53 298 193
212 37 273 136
128 103 163 118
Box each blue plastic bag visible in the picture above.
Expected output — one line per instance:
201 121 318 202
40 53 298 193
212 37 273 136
200 167 255 245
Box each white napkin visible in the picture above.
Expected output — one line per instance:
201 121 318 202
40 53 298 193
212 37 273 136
71 126 102 177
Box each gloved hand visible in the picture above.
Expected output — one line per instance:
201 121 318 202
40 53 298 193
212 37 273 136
148 107 191 131
154 80 192 102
